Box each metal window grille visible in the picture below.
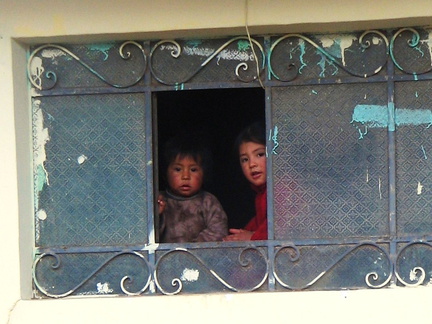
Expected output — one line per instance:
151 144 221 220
29 28 432 297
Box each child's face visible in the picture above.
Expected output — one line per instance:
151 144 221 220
239 141 267 187
167 154 204 197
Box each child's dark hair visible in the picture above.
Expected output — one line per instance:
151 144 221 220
234 121 266 154
163 134 213 182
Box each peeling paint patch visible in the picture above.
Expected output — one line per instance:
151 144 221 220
180 268 199 282
181 46 215 57
425 31 432 63
217 49 254 63
351 104 432 130
174 83 185 91
237 40 251 51
409 269 420 282
351 105 388 128
77 154 88 165
86 43 115 61
378 177 382 200
270 125 279 155
41 48 67 59
33 100 50 209
29 57 44 89
161 44 254 62
36 209 47 220
421 145 428 159
96 282 113 294
185 40 202 48
417 181 424 195
318 34 356 66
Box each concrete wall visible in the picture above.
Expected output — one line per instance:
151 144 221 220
2 0 432 323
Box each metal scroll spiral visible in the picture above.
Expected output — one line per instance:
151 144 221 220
149 37 265 85
273 242 392 290
33 251 152 298
268 30 389 81
390 27 432 75
394 241 429 287
27 41 147 90
154 247 268 295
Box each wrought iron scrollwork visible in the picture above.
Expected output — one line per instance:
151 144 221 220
269 30 389 81
273 243 392 290
33 251 152 298
27 41 147 90
394 241 431 287
149 37 265 85
154 247 268 295
390 27 432 75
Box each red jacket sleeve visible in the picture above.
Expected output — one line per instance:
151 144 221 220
246 219 267 240
244 186 267 240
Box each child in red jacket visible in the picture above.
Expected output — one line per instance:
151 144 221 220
224 122 267 241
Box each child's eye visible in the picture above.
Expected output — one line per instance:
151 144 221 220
258 152 265 157
191 167 198 172
174 167 181 172
240 157 248 163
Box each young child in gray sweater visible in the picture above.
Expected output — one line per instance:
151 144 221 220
157 135 228 243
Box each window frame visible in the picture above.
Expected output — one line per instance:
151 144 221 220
29 27 432 297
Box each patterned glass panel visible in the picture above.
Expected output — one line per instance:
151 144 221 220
395 81 432 237
272 84 389 240
33 93 148 247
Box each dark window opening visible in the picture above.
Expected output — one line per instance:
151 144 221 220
156 88 265 230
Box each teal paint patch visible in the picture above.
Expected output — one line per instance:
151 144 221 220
35 164 49 209
174 83 185 91
388 102 395 132
289 40 307 74
325 39 343 59
351 105 389 128
269 126 279 154
421 145 428 159
35 164 47 193
237 40 251 51
317 51 338 77
86 43 115 61
186 40 202 48
396 108 432 126
352 104 432 131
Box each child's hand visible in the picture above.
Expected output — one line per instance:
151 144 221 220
157 195 166 214
223 228 254 241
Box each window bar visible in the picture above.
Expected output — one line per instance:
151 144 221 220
386 36 398 286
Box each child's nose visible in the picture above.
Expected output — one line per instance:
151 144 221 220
182 170 191 179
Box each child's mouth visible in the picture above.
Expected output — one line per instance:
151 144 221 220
251 171 261 179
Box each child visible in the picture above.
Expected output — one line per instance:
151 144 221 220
157 135 228 243
223 122 267 241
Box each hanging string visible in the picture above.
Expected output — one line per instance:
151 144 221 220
245 0 265 89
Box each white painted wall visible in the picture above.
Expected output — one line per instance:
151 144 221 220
2 0 432 322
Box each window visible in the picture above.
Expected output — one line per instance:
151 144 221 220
30 28 432 297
